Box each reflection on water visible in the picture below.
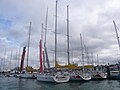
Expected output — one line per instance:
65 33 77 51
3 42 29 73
0 77 120 90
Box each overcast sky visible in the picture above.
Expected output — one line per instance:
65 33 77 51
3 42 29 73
0 0 120 69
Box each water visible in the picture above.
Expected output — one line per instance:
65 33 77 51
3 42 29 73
0 77 120 90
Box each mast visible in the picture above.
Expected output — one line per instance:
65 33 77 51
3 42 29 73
80 34 84 71
55 0 58 64
41 24 44 44
97 54 99 65
44 46 50 68
113 20 120 50
45 8 48 45
44 8 50 68
15 50 18 67
91 52 94 65
84 45 89 64
10 50 12 70
0 57 3 71
67 5 70 65
86 47 90 64
41 24 46 70
3 48 6 70
26 22 32 67
18 48 21 68
43 50 46 71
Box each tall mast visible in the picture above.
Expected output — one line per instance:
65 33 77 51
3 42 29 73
67 5 70 65
55 0 58 64
27 22 32 67
80 34 84 71
45 8 48 45
44 8 50 68
113 20 120 50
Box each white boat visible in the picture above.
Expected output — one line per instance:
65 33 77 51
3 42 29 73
37 72 70 83
80 72 91 80
70 73 83 81
19 23 37 79
53 72 70 83
92 71 107 79
19 72 36 79
37 73 55 82
70 71 91 81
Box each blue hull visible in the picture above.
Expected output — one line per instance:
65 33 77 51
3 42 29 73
117 74 120 79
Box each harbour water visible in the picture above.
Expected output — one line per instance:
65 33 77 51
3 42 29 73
0 77 120 90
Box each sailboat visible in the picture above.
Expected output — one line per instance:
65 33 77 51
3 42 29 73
113 20 120 79
70 34 91 81
107 20 120 80
37 0 70 83
64 5 91 81
91 66 107 80
19 22 36 79
91 55 107 80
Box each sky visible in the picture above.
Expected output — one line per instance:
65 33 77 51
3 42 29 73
0 0 120 70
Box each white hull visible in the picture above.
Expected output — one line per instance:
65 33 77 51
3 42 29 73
70 72 91 81
80 73 91 80
37 73 70 83
37 74 55 82
70 75 83 81
19 73 36 79
53 74 70 83
92 72 107 79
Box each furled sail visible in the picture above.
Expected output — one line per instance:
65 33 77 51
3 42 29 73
40 39 43 73
44 43 50 69
20 47 26 73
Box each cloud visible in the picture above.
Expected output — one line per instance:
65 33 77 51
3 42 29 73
0 0 120 70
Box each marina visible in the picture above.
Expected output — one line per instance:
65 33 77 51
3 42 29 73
0 0 120 89
0 77 120 90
